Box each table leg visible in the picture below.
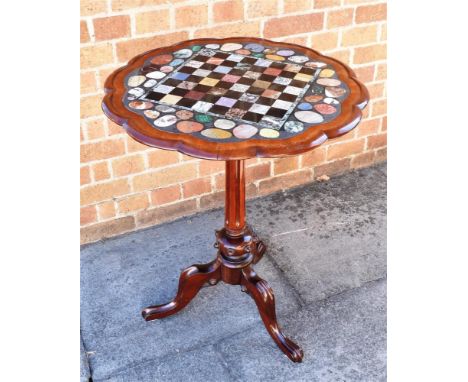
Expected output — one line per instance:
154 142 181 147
141 160 303 362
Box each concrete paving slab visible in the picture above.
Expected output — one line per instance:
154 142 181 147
216 279 387 382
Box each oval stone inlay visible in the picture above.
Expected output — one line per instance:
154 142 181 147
201 128 232 139
155 105 176 113
277 49 295 57
297 102 313 110
305 61 327 68
170 58 184 67
244 43 264 52
319 68 335 78
220 43 243 52
259 128 280 138
325 86 346 98
160 65 174 73
195 114 213 123
205 43 220 49
154 115 177 127
294 111 324 124
127 87 145 98
214 119 236 130
146 71 166 79
236 49 251 55
129 101 153 110
173 48 192 58
150 54 172 65
284 121 304 133
289 55 309 63
304 95 324 103
176 110 194 120
143 79 157 88
176 121 204 133
324 97 340 105
265 54 285 61
317 78 341 87
314 103 337 115
127 75 146 87
233 124 258 139
144 110 160 119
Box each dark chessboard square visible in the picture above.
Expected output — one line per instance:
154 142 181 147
207 72 225 80
144 91 165 101
202 94 221 103
208 87 228 96
232 101 254 111
195 54 211 62
185 90 205 100
171 87 189 97
187 75 204 83
268 83 287 92
200 63 218 71
299 67 317 75
270 62 286 69
242 112 263 123
216 81 233 89
280 71 296 79
248 86 266 95
258 74 276 82
214 52 229 59
250 65 264 73
164 78 182 87
224 90 243 99
193 84 212 93
176 98 198 108
237 77 256 86
209 105 230 115
229 69 246 77
266 108 287 118
290 79 306 88
178 66 197 74
277 92 297 102
242 57 257 65
256 96 276 106
222 60 237 68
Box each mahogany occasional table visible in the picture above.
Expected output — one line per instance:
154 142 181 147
102 37 368 363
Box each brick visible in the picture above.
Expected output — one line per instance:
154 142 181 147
80 95 102 119
200 191 225 210
194 22 260 39
80 126 85 142
246 162 271 181
112 154 145 177
81 166 91 186
213 0 244 23
357 118 380 137
175 4 208 28
284 0 311 13
380 23 387 41
279 36 308 46
81 179 130 205
81 139 126 162
355 3 387 23
81 71 97 94
371 99 386 117
314 158 351 178
273 157 299 175
111 0 167 11
343 0 377 3
302 146 327 167
80 43 113 69
351 151 375 169
367 133 387 150
85 119 106 140
381 116 387 132
328 49 351 65
98 66 119 91
314 0 340 8
135 10 170 34
80 20 90 43
133 163 197 192
127 136 151 152
97 201 116 220
246 0 278 18
353 65 375 83
214 173 225 190
246 183 258 199
199 160 224 176
258 169 313 195
264 13 324 38
375 147 387 162
354 43 386 64
108 120 125 136
116 32 189 62
327 8 353 29
118 193 149 213
182 178 211 198
327 139 365 160
376 63 386 80
342 25 378 46
81 0 106 16
151 184 181 205
94 15 131 41
367 82 385 100
80 216 135 244
92 161 110 181
81 205 97 225
311 31 339 51
147 149 179 168
136 199 197 227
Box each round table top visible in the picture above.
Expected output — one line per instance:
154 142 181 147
102 37 368 160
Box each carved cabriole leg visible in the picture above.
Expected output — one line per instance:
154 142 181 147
142 259 221 321
241 266 304 363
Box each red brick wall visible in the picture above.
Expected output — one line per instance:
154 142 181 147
80 0 387 244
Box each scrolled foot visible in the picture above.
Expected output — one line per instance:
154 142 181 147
241 266 304 362
142 259 221 321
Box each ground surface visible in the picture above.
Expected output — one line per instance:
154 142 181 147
81 163 387 382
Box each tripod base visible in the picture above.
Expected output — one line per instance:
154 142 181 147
142 226 303 363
